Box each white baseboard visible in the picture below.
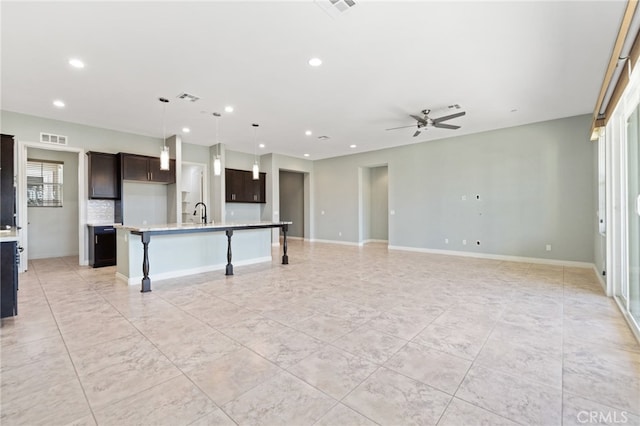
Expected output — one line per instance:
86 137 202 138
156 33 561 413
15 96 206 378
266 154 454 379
118 256 273 286
387 245 595 269
307 238 363 247
593 264 607 293
363 239 388 244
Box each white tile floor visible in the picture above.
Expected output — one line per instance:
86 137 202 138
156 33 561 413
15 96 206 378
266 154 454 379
1 241 639 425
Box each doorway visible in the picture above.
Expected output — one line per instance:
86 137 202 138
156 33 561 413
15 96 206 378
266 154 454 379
181 162 208 224
359 165 389 244
26 148 79 259
279 170 304 238
18 141 85 271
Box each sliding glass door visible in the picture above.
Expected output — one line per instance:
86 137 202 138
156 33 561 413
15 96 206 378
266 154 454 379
628 104 640 324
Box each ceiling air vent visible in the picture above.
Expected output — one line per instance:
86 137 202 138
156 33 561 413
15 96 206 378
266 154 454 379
40 132 68 145
315 0 356 18
177 92 201 102
317 135 330 140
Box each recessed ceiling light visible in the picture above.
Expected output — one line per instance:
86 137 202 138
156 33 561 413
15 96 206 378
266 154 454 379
224 106 234 113
53 100 65 108
303 153 310 157
68 58 85 68
305 130 312 136
349 144 356 148
259 143 265 148
308 57 322 67
182 127 190 133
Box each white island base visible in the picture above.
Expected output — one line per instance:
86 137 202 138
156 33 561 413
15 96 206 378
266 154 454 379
116 222 290 291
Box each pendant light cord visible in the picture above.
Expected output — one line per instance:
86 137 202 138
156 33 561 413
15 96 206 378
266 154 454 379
214 112 221 156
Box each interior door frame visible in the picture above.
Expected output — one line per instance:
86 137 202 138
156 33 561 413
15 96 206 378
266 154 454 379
17 140 86 271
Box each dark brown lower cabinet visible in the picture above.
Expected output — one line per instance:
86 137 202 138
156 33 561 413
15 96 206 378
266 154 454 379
89 226 116 267
1 241 18 318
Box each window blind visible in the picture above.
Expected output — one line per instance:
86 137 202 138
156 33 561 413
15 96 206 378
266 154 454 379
27 159 63 207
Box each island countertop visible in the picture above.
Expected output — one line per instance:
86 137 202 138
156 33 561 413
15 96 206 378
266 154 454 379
116 221 292 233
116 220 291 292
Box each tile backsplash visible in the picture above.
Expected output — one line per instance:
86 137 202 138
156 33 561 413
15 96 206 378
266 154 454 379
87 199 115 224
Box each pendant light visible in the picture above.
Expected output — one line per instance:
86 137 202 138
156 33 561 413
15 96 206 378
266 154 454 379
159 97 170 171
252 123 259 180
213 112 222 176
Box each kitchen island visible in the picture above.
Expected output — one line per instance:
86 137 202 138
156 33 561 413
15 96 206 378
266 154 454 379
116 221 291 292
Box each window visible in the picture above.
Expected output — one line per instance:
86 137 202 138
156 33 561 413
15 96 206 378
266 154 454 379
27 159 63 207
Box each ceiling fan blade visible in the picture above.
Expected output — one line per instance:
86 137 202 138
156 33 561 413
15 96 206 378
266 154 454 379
410 114 427 124
432 111 466 123
413 130 422 137
386 124 417 131
434 123 460 130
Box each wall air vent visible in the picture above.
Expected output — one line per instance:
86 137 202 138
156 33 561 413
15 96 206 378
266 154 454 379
315 0 356 18
40 132 68 145
177 92 201 102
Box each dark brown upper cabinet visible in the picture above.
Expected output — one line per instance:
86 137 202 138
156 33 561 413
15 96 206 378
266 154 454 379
121 154 175 184
1 134 15 227
87 151 120 199
225 168 266 203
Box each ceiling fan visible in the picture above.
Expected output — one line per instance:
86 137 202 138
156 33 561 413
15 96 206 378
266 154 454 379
386 108 466 137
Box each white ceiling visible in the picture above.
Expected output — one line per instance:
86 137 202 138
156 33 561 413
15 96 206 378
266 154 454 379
0 1 625 160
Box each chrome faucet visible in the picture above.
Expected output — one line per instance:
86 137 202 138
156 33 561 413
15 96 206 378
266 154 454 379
193 202 207 224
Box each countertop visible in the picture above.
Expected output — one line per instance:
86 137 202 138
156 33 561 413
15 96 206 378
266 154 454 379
116 221 292 233
87 222 122 227
0 228 20 242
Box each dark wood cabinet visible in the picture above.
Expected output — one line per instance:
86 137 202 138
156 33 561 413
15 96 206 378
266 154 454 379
149 157 176 183
87 152 120 199
1 241 18 318
225 168 266 203
89 225 116 267
1 134 15 227
247 172 266 203
122 154 175 184
225 169 245 202
122 154 151 181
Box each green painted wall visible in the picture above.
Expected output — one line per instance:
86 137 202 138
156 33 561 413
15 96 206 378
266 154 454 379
314 115 595 262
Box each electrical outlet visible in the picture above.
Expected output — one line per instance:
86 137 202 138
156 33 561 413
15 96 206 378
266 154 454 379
321 210 325 215
390 210 395 215
546 244 551 251
462 239 467 245
461 195 467 201
445 238 449 244
338 231 342 237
